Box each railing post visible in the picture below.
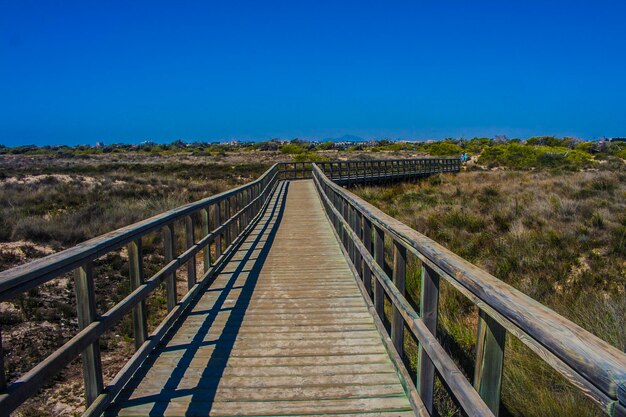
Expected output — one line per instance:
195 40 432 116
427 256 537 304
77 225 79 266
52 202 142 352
342 199 349 250
354 211 363 278
236 191 242 234
224 198 231 247
214 203 222 259
128 239 148 350
73 262 103 406
474 309 506 416
162 224 177 311
362 217 373 297
391 242 406 356
185 215 196 289
417 263 439 414
373 225 385 320
348 205 356 263
201 208 210 272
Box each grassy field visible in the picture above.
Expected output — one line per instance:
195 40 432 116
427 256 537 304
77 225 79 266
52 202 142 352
353 168 626 417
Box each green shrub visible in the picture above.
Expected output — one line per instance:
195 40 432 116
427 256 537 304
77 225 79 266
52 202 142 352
279 144 306 154
427 141 463 157
293 152 328 162
479 144 593 170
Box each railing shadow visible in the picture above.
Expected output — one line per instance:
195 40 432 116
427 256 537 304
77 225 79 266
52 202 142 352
109 181 289 415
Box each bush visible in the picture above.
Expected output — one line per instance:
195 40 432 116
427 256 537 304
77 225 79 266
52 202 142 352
427 141 463 157
479 144 593 170
279 144 306 154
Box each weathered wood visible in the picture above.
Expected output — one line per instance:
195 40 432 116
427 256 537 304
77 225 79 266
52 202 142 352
391 241 406 356
312 163 626 413
201 208 210 272
354 211 362 279
109 180 416 417
0 168 280 416
373 225 385 321
128 239 148 350
214 203 222 259
223 198 231 247
162 224 177 311
362 217 373 297
85 175 281 417
417 263 439 414
312 176 493 416
73 262 103 406
185 215 196 289
474 309 506 416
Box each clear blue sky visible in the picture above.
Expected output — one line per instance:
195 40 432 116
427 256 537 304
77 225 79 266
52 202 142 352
1 0 625 146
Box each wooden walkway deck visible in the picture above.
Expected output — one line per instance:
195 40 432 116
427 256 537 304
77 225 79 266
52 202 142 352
106 180 413 416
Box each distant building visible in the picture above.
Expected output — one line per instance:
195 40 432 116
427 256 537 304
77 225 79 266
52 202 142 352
95 141 104 148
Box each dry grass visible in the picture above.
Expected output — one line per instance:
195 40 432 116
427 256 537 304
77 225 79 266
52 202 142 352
353 168 626 417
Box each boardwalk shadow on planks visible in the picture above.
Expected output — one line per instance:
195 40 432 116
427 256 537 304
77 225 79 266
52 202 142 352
110 182 289 416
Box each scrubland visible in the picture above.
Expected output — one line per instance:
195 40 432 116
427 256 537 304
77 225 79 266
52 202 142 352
354 166 626 417
0 142 624 416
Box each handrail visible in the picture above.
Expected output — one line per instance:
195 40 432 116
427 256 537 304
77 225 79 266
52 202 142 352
278 158 460 183
0 164 279 300
0 164 281 415
312 163 626 417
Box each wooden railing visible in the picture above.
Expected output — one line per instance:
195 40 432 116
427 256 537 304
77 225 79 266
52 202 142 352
0 164 280 416
312 163 626 417
278 158 460 184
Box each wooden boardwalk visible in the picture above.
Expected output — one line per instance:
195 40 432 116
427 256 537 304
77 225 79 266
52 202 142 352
106 180 413 416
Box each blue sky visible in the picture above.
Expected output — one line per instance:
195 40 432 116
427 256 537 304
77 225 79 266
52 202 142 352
1 0 625 146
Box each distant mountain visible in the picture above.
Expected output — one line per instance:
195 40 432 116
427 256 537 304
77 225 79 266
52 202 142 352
321 134 366 143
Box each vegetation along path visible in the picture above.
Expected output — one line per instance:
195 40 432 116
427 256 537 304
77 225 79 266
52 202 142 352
105 180 414 416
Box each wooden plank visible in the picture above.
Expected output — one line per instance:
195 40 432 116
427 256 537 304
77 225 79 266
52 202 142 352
122 384 405 402
73 262 103 406
474 309 506 416
111 397 412 416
